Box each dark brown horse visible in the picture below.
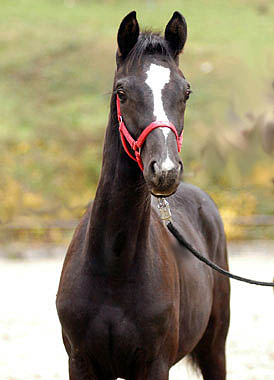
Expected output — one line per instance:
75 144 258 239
56 11 230 380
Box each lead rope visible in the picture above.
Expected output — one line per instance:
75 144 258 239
157 197 274 287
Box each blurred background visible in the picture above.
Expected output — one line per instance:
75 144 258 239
0 0 274 246
0 1 273 379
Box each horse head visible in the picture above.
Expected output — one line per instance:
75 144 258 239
115 11 191 197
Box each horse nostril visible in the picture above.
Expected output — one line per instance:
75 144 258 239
179 161 184 175
150 161 159 176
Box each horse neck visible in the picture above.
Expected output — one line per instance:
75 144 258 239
85 93 151 276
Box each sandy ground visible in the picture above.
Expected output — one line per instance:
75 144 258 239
0 241 273 380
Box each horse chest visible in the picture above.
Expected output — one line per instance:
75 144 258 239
58 273 178 364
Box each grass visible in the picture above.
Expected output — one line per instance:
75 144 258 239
1 0 274 241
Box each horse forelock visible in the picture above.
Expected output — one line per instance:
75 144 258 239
124 31 174 70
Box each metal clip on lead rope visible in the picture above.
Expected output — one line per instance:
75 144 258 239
157 198 172 223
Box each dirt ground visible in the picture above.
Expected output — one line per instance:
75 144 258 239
0 241 273 380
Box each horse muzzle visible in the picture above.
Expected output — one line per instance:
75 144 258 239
145 158 183 197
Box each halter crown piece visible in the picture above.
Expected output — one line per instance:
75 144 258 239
116 95 183 171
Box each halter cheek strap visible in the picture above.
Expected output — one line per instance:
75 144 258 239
116 95 183 171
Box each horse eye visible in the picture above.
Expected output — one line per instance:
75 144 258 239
185 88 192 101
117 89 127 102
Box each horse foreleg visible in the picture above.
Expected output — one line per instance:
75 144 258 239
130 359 169 380
68 356 110 380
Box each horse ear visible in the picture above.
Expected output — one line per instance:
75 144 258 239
165 11 187 59
117 11 140 60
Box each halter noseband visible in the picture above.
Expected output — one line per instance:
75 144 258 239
116 96 183 171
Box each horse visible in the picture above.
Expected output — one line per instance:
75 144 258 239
56 11 230 380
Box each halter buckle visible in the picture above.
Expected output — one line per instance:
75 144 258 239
157 197 172 223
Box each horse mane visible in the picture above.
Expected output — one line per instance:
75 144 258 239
126 31 173 68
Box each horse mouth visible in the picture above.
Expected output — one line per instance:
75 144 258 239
148 180 180 198
151 190 176 197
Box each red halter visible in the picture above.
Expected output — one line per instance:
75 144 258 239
116 95 183 171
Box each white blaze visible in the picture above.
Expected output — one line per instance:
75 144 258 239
145 63 170 122
145 63 175 171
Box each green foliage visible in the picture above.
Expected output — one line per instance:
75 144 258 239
1 0 274 241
